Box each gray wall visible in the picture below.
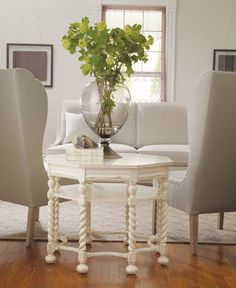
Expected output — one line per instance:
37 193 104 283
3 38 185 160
175 0 236 102
0 0 91 151
1 0 236 149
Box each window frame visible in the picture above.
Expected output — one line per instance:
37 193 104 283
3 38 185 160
102 6 166 102
91 0 177 102
102 5 166 102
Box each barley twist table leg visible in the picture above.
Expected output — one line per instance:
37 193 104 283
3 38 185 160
156 180 161 245
54 177 60 245
45 176 57 264
86 202 93 245
157 177 169 265
76 182 88 274
126 183 137 275
123 184 129 245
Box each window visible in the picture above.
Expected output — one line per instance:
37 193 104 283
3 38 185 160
103 6 166 102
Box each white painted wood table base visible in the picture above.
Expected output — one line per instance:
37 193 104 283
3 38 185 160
44 153 173 275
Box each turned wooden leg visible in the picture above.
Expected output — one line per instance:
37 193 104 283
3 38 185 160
76 182 88 274
123 183 129 245
189 214 198 255
45 176 57 264
152 177 158 236
53 177 60 244
124 203 129 245
156 176 169 265
126 183 137 275
217 212 224 230
152 200 157 236
86 202 93 245
26 207 38 247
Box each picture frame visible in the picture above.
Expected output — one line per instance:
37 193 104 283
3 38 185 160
7 43 53 88
213 49 236 72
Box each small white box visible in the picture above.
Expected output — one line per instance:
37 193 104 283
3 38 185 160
66 147 104 163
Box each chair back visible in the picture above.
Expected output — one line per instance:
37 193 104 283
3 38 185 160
0 69 48 207
186 71 236 213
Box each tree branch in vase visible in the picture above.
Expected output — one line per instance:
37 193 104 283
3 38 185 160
62 17 154 158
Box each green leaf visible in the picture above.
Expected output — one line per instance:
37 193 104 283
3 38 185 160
81 63 91 75
106 55 115 65
96 21 107 32
148 35 154 45
78 39 87 49
61 38 71 50
79 17 89 33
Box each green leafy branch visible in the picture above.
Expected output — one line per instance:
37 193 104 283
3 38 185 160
62 16 153 114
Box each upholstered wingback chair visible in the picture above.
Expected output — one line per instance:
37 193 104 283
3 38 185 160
168 71 236 255
0 68 48 246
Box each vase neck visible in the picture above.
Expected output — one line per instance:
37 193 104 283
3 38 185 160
99 138 111 146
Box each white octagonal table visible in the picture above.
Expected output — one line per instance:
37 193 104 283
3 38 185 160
45 153 173 274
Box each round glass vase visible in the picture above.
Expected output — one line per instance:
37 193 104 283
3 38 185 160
80 80 131 159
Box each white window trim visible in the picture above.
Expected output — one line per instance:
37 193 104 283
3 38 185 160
91 0 177 102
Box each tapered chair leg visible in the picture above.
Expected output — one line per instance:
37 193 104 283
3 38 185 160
35 207 40 221
217 212 224 230
189 214 198 255
26 207 38 247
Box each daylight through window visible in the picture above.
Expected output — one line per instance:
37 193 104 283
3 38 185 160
103 6 166 102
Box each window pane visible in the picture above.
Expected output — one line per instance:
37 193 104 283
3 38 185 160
124 10 142 26
143 32 162 52
126 76 161 102
144 11 162 31
104 7 165 102
132 61 142 72
105 10 124 28
143 52 161 72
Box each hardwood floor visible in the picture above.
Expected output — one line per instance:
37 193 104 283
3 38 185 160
0 241 236 288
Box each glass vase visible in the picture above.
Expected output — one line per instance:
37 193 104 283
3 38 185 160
80 80 131 158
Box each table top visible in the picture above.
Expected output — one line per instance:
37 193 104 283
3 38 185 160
46 153 173 169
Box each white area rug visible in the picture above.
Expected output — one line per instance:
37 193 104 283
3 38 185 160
1 200 236 243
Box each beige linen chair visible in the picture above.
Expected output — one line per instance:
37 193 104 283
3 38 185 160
168 71 236 255
0 68 48 246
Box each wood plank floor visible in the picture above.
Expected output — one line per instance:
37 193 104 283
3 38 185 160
0 241 236 288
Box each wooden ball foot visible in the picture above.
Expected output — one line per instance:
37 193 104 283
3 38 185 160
45 255 56 264
157 255 169 265
76 264 88 274
126 264 137 275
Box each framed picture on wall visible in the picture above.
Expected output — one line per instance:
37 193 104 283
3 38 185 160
213 49 236 72
7 43 53 87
